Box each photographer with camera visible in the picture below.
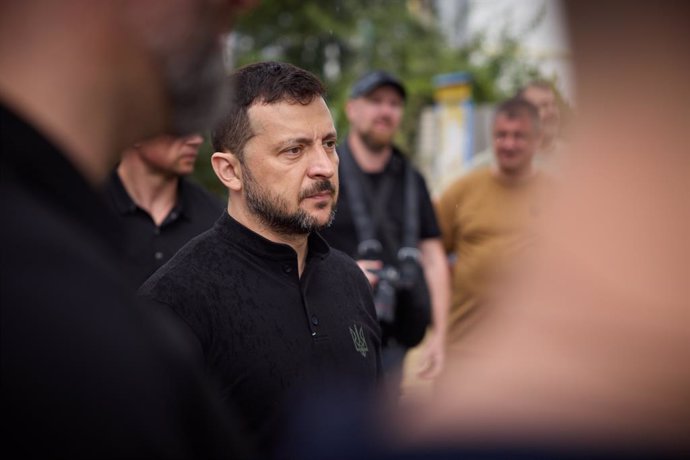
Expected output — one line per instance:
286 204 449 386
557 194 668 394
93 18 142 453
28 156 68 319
320 71 451 393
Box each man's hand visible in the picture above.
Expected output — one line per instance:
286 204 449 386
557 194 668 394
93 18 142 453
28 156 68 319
357 259 383 287
416 329 446 380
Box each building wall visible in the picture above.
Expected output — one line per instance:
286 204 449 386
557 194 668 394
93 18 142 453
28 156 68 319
417 0 573 197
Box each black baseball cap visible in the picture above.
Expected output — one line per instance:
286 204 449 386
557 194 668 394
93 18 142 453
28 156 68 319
349 70 406 100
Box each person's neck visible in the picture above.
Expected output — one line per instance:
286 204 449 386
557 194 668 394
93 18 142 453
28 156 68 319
118 160 179 226
491 163 537 185
228 201 309 277
348 132 393 173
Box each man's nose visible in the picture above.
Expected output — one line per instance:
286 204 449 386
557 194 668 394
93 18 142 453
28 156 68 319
308 146 336 178
184 133 204 147
381 101 401 117
499 136 517 150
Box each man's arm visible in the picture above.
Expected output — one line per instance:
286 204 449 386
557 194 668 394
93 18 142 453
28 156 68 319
417 237 451 379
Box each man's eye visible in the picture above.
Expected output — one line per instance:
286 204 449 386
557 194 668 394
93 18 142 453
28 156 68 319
324 140 337 149
285 146 302 155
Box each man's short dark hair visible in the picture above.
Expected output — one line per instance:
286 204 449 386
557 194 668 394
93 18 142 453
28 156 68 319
211 61 326 161
493 97 541 132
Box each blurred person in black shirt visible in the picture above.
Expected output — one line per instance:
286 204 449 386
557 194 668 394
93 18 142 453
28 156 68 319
319 71 451 391
105 133 224 288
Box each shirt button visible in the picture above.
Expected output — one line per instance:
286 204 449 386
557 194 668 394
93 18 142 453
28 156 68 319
170 212 178 219
283 265 292 273
154 251 164 260
153 227 160 235
311 315 319 326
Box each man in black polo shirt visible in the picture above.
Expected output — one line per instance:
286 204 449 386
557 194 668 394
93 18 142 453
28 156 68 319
105 133 224 287
138 62 382 455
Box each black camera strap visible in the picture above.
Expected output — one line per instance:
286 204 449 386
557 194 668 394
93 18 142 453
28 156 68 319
338 141 379 255
338 139 419 260
401 157 419 250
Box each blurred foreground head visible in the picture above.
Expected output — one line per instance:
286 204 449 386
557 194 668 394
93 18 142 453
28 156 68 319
399 0 690 456
0 0 256 182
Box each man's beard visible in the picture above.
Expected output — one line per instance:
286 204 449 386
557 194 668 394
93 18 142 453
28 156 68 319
360 126 394 153
124 5 232 136
163 38 230 135
243 166 337 236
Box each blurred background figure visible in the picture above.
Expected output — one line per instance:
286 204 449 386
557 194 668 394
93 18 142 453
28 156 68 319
516 80 564 166
399 0 690 456
402 96 551 405
470 79 566 174
435 97 552 367
1 0 256 457
320 71 450 394
105 133 224 288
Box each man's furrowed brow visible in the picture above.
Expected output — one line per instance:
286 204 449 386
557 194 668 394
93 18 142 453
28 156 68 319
282 136 315 146
282 131 337 145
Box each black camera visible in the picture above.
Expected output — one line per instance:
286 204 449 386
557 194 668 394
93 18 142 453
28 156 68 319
358 240 423 323
396 246 422 289
367 265 399 323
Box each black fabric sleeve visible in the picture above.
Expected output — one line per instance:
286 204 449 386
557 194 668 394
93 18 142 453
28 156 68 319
415 171 441 240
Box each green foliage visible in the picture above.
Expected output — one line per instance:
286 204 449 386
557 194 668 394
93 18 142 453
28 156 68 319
193 0 558 188
232 0 447 141
192 135 226 199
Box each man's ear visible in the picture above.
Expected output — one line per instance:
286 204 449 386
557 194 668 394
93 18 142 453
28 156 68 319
211 152 243 192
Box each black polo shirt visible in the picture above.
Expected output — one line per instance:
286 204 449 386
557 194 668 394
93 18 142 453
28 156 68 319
104 171 224 288
1 104 248 458
138 213 382 453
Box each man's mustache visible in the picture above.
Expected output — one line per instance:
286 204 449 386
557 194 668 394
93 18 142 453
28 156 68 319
300 180 336 200
373 117 393 127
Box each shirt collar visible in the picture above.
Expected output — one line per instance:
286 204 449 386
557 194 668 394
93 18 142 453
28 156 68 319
173 178 192 221
107 170 137 214
106 171 190 222
214 212 330 263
